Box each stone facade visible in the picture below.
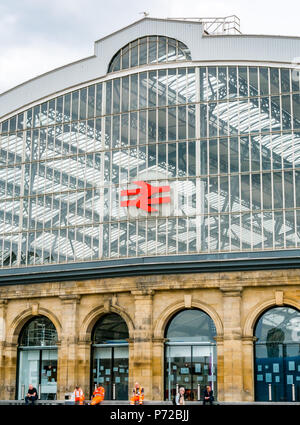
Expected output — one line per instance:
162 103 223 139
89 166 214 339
0 268 299 401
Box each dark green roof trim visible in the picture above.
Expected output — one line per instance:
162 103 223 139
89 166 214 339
0 250 299 286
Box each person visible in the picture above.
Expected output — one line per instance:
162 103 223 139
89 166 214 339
203 385 214 405
175 387 185 405
25 384 38 405
90 384 105 405
130 382 144 405
71 386 85 405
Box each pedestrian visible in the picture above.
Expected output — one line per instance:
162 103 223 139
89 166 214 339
203 385 214 405
175 387 185 405
90 384 105 405
25 384 38 405
130 382 144 405
71 386 85 405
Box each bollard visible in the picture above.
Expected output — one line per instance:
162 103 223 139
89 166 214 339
292 384 295 402
176 384 179 395
21 385 25 400
112 383 116 400
268 384 272 401
197 384 200 401
38 384 41 400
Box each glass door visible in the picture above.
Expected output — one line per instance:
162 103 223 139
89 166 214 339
92 344 128 400
165 344 217 401
40 349 57 400
93 346 113 398
255 342 300 401
18 349 39 399
192 345 217 400
165 345 192 401
17 348 57 400
113 346 129 400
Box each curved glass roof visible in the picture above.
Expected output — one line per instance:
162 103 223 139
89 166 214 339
108 36 191 73
0 65 300 268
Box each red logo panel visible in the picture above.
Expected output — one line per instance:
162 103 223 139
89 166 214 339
121 181 171 212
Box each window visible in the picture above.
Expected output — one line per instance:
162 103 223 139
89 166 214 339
108 36 191 73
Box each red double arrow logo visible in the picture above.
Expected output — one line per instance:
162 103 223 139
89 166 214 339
121 181 171 212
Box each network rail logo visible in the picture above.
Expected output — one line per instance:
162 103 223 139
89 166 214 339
120 181 171 213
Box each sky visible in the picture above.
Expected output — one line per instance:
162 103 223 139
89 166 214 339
1 0 300 94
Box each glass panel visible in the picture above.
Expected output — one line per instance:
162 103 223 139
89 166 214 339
93 314 129 344
93 347 113 399
113 346 129 400
108 37 190 72
255 307 300 402
19 317 58 347
40 350 57 400
130 74 138 110
148 36 157 63
165 345 192 401
139 38 147 65
281 69 290 93
130 40 138 68
18 350 39 399
166 310 216 343
165 343 217 401
121 46 129 69
158 37 167 62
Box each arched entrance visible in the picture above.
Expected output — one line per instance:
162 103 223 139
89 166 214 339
17 316 58 400
254 306 300 401
164 309 217 401
91 313 129 400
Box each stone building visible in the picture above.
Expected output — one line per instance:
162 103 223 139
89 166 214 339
0 16 300 402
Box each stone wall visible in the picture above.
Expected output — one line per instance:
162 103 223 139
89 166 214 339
0 268 299 401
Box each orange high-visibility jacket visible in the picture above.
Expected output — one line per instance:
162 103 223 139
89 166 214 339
91 386 105 405
93 386 105 398
133 386 144 396
74 388 84 400
130 386 144 404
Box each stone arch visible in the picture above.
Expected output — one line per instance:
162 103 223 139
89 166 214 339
79 305 135 343
243 297 300 338
153 299 223 339
6 307 62 346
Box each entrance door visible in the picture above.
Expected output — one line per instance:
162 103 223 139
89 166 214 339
254 307 300 402
92 344 128 400
18 348 58 400
165 344 217 401
255 342 300 401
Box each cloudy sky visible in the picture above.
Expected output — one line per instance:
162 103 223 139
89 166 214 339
1 0 300 94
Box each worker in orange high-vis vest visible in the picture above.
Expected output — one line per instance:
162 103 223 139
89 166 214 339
130 382 144 405
90 384 105 405
72 386 85 405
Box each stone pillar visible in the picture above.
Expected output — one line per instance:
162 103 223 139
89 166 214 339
221 286 243 401
214 335 224 401
77 339 92 398
131 290 154 400
128 337 134 400
57 295 81 399
242 336 256 401
0 299 7 398
4 342 18 400
152 337 166 400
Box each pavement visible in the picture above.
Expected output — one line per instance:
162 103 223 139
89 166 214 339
0 400 299 405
